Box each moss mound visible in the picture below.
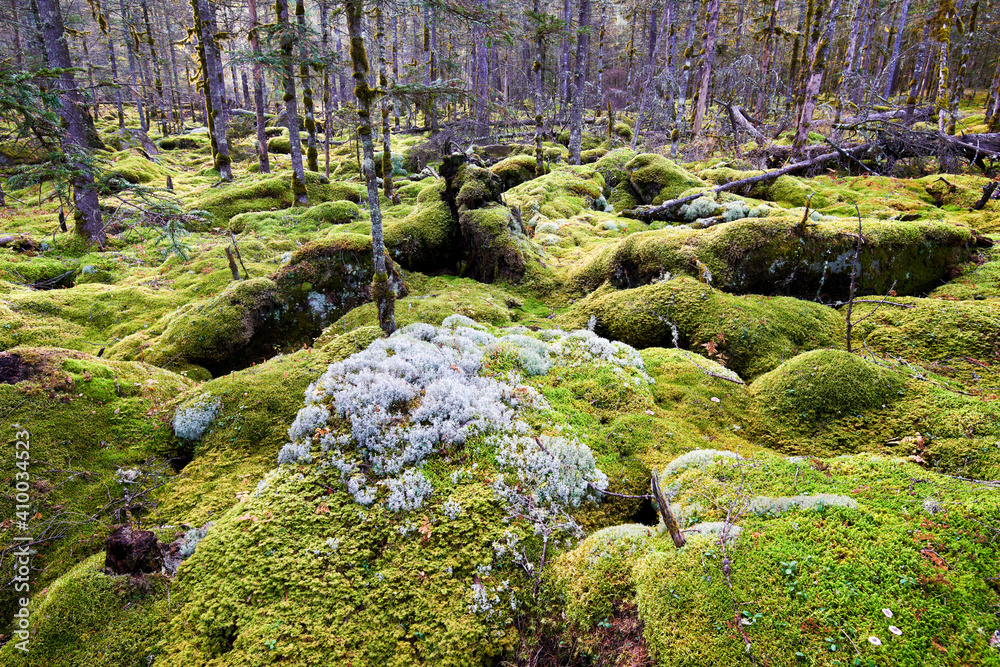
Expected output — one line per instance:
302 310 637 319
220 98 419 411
570 217 973 300
624 153 706 205
106 152 167 185
503 166 605 222
0 554 171 667
191 172 359 227
108 277 285 376
560 278 845 379
489 154 539 191
751 349 904 423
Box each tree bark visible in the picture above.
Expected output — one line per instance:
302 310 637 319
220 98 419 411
277 0 308 202
691 0 721 136
297 0 319 171
885 0 912 98
792 0 844 155
375 5 397 203
118 0 147 132
947 0 978 134
193 0 233 181
248 0 271 173
34 0 105 245
568 0 590 164
345 0 395 336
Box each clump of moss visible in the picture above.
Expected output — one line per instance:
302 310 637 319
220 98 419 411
0 554 172 667
106 152 167 185
157 135 207 151
503 166 605 221
560 278 845 379
299 200 361 226
624 153 706 205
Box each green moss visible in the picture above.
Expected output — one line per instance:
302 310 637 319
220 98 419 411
489 154 538 191
0 348 190 632
0 255 74 287
0 554 172 667
569 217 973 300
266 134 293 154
624 153 706 205
108 278 283 375
559 278 845 379
504 166 605 221
751 349 905 425
157 135 208 151
106 152 168 185
299 200 362 226
191 173 360 227
632 452 1000 666
384 180 456 270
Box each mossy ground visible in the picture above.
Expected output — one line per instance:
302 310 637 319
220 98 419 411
1 107 998 666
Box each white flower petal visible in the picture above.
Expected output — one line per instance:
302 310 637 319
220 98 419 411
889 626 902 636
882 608 893 619
868 636 882 646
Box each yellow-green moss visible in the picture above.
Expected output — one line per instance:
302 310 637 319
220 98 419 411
560 278 845 379
624 154 706 205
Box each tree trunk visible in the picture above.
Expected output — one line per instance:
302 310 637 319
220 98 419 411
248 0 271 173
193 0 233 181
947 0 978 134
474 0 490 135
691 0 721 135
934 0 955 133
532 0 545 177
793 0 844 155
118 0 147 132
885 0 912 98
34 0 105 245
560 0 571 109
375 5 397 203
631 1 671 150
276 0 307 202
906 7 934 116
297 0 319 171
568 0 590 164
345 0 395 336
95 0 126 133
319 0 332 175
986 56 1000 132
139 0 170 135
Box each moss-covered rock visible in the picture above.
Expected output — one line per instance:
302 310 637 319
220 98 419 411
106 152 167 185
594 147 638 188
624 154 706 205
108 277 286 376
384 180 457 271
570 217 973 300
503 166 605 221
560 278 845 379
489 154 539 191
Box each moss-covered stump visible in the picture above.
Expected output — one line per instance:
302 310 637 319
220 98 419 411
560 278 845 379
570 217 973 300
441 153 542 284
624 153 706 205
489 154 539 191
272 234 407 343
0 349 189 631
384 180 458 271
191 172 360 228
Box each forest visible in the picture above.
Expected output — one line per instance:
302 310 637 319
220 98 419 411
0 0 998 664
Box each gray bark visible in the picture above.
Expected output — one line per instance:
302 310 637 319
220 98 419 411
248 0 270 173
276 0 307 202
568 0 590 164
34 0 105 245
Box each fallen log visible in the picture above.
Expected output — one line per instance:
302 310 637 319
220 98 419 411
623 145 871 221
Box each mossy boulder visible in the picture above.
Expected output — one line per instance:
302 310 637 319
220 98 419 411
108 278 286 376
503 166 605 220
698 166 821 208
750 349 905 427
157 135 206 151
266 134 293 154
458 206 531 283
624 154 706 205
106 152 167 185
272 233 407 342
0 554 172 667
594 147 637 188
570 217 973 300
560 278 845 379
299 200 362 226
384 180 458 271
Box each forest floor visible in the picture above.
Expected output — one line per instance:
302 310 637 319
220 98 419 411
0 104 998 667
